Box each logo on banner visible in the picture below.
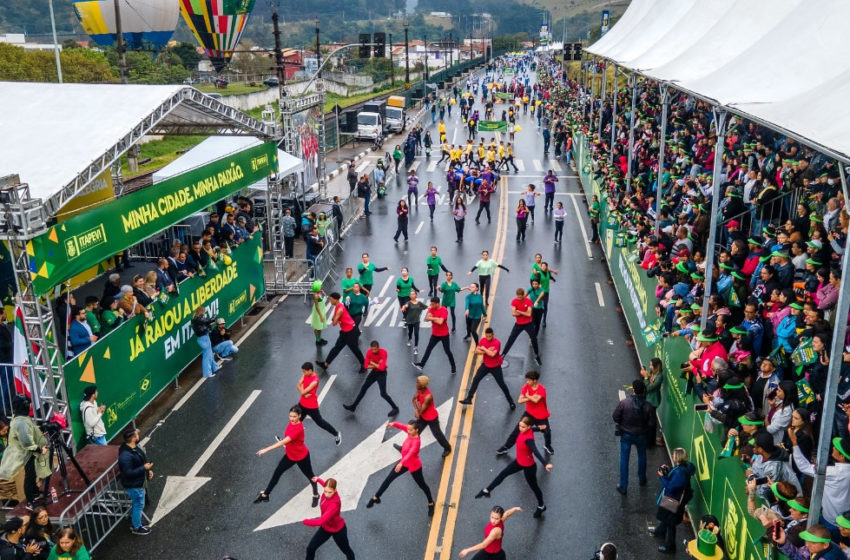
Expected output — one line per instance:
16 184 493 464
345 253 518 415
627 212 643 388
64 225 107 261
251 154 270 172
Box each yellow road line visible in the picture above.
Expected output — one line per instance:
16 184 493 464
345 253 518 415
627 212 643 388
423 170 511 559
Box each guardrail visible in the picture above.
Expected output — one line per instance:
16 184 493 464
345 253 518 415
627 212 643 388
58 460 134 552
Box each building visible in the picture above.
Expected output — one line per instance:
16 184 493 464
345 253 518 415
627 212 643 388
282 48 302 80
0 33 62 52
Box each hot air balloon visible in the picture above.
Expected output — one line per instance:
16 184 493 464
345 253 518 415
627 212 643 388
180 0 256 73
72 0 179 51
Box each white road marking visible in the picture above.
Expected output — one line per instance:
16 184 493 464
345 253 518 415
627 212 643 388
317 374 337 405
515 159 525 171
551 160 562 172
570 194 593 259
409 160 421 173
595 282 605 307
415 220 425 235
533 159 543 171
618 390 626 401
378 275 395 298
355 160 370 174
427 160 438 172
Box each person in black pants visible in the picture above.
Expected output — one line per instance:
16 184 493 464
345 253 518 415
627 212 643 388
412 376 451 457
499 288 541 366
319 293 366 372
459 328 514 408
468 251 510 307
394 200 410 242
497 370 553 455
413 298 457 374
344 341 399 417
297 362 341 444
254 406 321 505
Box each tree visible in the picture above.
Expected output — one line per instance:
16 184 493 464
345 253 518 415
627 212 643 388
169 42 202 70
0 43 117 83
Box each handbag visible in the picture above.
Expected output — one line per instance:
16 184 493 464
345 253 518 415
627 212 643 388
658 494 682 513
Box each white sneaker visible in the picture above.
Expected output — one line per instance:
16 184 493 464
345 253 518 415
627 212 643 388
414 347 419 355
407 340 412 347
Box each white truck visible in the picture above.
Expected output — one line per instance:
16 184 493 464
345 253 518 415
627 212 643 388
384 95 406 133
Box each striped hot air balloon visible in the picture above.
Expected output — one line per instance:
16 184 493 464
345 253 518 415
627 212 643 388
180 0 256 73
72 0 179 51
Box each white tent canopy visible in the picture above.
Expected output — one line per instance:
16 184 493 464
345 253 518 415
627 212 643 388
0 82 272 218
585 0 850 162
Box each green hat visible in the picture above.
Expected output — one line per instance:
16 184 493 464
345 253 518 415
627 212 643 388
738 414 764 426
837 514 850 529
790 302 804 310
691 272 705 280
687 529 724 560
690 303 701 311
731 271 746 281
759 254 772 263
788 499 809 513
726 191 742 198
676 262 690 274
762 226 775 237
747 237 763 246
811 215 824 223
833 436 850 461
807 240 823 249
771 249 790 259
770 482 790 502
806 258 823 266
696 334 717 343
697 204 707 212
730 326 748 335
799 530 832 544
723 382 745 390
691 325 702 332
720 262 734 271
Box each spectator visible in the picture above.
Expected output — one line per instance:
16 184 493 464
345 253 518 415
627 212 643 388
68 306 96 356
83 296 100 336
80 386 107 446
0 309 13 417
749 432 801 501
102 273 121 303
775 524 843 560
612 379 654 495
0 517 42 559
118 427 153 535
174 252 195 282
47 527 90 559
0 395 49 510
117 286 147 319
789 432 850 533
281 208 297 258
155 259 176 294
191 306 219 378
650 447 695 554
210 318 238 361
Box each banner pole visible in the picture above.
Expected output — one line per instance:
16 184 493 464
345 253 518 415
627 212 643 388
609 78 617 167
654 84 670 237
625 73 638 194
597 60 607 141
698 108 728 332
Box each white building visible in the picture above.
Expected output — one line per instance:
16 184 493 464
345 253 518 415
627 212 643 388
0 33 62 52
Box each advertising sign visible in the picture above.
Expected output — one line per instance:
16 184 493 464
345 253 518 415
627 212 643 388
478 120 507 132
573 133 769 560
27 141 277 295
65 233 265 447
601 10 610 36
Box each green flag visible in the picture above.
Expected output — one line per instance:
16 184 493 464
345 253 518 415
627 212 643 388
478 120 507 132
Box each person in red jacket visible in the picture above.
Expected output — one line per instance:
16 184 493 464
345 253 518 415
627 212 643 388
343 340 400 417
303 477 356 560
459 505 523 559
254 405 320 507
365 419 435 516
499 288 542 366
475 415 552 518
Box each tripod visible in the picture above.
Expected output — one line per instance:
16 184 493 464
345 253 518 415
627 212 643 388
41 425 91 500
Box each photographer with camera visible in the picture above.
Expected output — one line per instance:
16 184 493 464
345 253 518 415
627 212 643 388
191 306 219 378
118 427 153 536
649 448 696 554
0 396 50 510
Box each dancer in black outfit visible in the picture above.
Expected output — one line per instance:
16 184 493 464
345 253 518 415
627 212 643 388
254 406 320 507
343 340 400 417
475 416 552 519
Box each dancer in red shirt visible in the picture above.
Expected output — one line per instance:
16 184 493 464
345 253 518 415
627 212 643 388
303 477 356 560
319 292 366 372
497 370 553 455
475 416 552 518
459 505 523 559
459 328 515 409
298 362 341 444
254 405 320 506
499 288 541 366
413 375 452 457
365 419 436 516
343 340 400 417
414 297 458 374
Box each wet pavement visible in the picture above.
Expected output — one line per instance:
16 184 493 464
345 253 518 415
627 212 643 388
96 70 690 559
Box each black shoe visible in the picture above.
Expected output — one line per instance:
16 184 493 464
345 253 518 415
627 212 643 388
335 432 342 446
616 486 627 496
312 494 320 508
358 367 367 374
343 404 356 412
533 505 546 518
459 398 473 405
413 361 424 370
543 445 554 455
318 361 329 371
388 407 399 417
428 502 435 516
253 492 269 503
131 526 151 535
474 489 490 499
509 402 516 411
534 355 542 366
442 447 452 458
316 339 328 346
495 446 508 455
366 496 381 508
657 546 675 554
393 443 402 451
639 479 648 487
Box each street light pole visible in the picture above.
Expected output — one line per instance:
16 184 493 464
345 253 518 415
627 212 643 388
424 33 428 81
404 20 410 85
315 18 321 79
389 32 394 85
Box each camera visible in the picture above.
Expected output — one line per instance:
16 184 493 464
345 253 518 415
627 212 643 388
658 464 670 476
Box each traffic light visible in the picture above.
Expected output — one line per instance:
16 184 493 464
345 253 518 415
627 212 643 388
373 32 386 58
570 42 583 61
359 33 371 58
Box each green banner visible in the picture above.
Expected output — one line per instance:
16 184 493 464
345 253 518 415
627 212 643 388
574 134 770 560
65 233 266 447
28 141 277 295
477 120 507 132
495 92 514 100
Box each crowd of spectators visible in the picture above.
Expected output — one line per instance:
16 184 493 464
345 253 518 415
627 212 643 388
535 56 850 557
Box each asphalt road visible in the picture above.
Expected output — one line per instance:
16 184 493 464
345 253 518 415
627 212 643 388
96 69 684 560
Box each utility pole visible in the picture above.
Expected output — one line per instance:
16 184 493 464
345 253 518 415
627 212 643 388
315 18 321 79
424 33 428 81
47 0 63 83
271 8 285 95
113 0 127 83
404 20 410 85
389 32 394 85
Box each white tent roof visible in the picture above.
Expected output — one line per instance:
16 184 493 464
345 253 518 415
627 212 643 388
153 136 303 186
585 0 850 162
0 82 272 218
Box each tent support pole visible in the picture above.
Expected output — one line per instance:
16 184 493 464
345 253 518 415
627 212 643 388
698 108 728 331
609 80 617 166
597 60 607 140
625 73 637 194
809 173 850 526
655 84 670 237
840 164 850 208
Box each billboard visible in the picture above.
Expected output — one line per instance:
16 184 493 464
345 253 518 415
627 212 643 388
292 105 323 189
601 10 610 36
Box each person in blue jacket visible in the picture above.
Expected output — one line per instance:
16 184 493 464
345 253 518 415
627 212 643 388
67 306 96 357
650 447 696 555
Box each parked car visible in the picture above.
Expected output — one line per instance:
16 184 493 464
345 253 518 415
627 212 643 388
263 76 280 87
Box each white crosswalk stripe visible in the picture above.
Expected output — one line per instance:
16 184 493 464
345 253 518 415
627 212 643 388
533 159 543 171
408 160 421 173
427 160 438 172
551 160 562 172
515 159 525 171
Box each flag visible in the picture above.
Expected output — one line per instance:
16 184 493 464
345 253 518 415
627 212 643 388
13 306 33 399
478 121 507 132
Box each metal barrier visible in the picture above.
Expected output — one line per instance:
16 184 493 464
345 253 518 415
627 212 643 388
58 460 134 552
128 224 193 261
